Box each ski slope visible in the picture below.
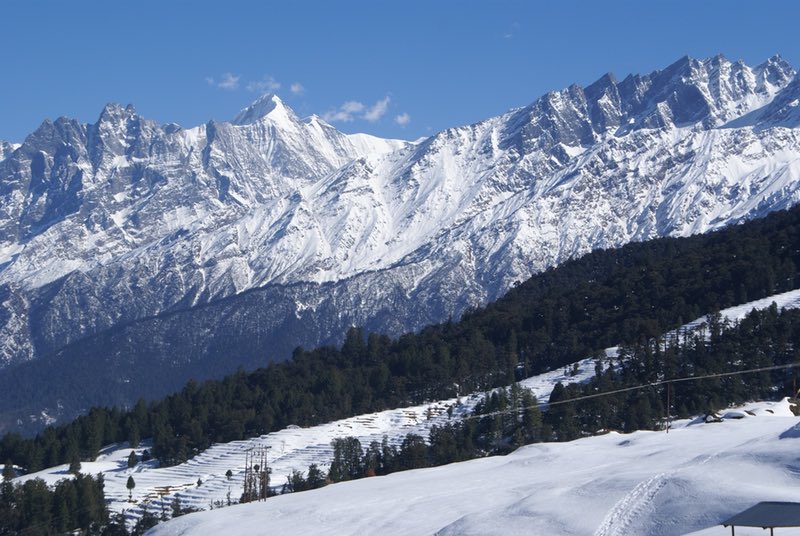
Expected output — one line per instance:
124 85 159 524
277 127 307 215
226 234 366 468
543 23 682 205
151 399 800 536
13 289 800 532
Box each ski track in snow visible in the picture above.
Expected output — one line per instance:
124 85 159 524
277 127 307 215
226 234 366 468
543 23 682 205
593 449 729 536
593 472 669 536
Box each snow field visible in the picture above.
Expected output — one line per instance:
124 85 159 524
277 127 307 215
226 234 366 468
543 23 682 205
150 400 800 535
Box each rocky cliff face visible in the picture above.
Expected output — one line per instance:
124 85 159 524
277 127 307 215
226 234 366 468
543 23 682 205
1 55 799 431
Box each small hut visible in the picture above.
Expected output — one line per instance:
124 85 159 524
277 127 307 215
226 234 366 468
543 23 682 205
722 502 800 535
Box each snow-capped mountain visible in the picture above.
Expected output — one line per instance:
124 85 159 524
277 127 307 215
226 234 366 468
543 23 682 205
0 94 407 366
1 54 800 430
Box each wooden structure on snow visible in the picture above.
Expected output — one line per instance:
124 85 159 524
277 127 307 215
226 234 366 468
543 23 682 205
722 502 800 535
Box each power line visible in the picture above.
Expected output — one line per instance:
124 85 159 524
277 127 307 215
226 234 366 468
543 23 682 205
467 361 800 420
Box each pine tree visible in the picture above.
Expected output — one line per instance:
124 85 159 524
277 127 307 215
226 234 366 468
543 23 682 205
363 440 383 476
127 450 138 468
68 453 81 475
126 475 136 501
329 437 363 482
398 434 428 470
2 460 13 481
546 382 580 441
171 496 184 518
306 463 326 489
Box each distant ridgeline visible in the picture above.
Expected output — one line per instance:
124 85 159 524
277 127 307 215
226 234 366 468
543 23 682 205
1 205 799 473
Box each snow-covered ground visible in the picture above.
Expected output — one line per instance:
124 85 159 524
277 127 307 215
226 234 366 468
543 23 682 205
683 288 800 331
150 399 800 536
13 289 800 533
14 357 604 523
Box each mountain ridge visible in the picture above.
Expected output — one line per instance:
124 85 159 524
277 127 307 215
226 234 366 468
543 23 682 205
1 54 799 430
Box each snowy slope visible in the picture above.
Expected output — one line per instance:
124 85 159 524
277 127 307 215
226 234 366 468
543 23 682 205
2 55 800 431
148 401 800 536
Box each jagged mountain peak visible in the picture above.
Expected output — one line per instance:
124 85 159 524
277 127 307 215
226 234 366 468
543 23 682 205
760 52 792 70
0 140 16 162
302 113 333 129
506 54 797 148
1 54 799 433
746 71 800 128
754 54 796 88
90 102 145 149
97 102 138 122
586 72 618 91
232 93 294 126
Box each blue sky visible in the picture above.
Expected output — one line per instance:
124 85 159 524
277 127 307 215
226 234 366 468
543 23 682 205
1 0 798 143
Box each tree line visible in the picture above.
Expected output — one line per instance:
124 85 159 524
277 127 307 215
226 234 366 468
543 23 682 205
315 304 800 490
2 206 798 473
547 304 800 440
5 302 798 534
0 469 109 536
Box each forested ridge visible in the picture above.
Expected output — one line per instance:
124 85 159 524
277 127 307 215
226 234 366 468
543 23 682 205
315 303 800 489
4 305 800 534
2 206 799 471
1 206 800 534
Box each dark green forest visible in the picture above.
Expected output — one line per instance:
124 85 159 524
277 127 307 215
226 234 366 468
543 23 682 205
2 206 798 471
311 303 800 493
1 205 800 534
295 304 800 487
4 302 799 534
0 470 109 536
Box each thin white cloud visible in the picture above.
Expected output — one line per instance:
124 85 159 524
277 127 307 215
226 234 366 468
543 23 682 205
205 76 216 86
218 72 240 90
394 112 411 126
343 101 366 114
364 96 391 122
504 21 520 40
322 96 393 123
290 82 305 95
323 100 366 122
247 76 281 94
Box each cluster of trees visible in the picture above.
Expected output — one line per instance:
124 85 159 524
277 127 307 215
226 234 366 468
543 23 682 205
0 468 108 535
547 304 800 439
0 463 212 536
7 303 795 534
322 383 544 485
282 464 326 494
312 304 800 493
